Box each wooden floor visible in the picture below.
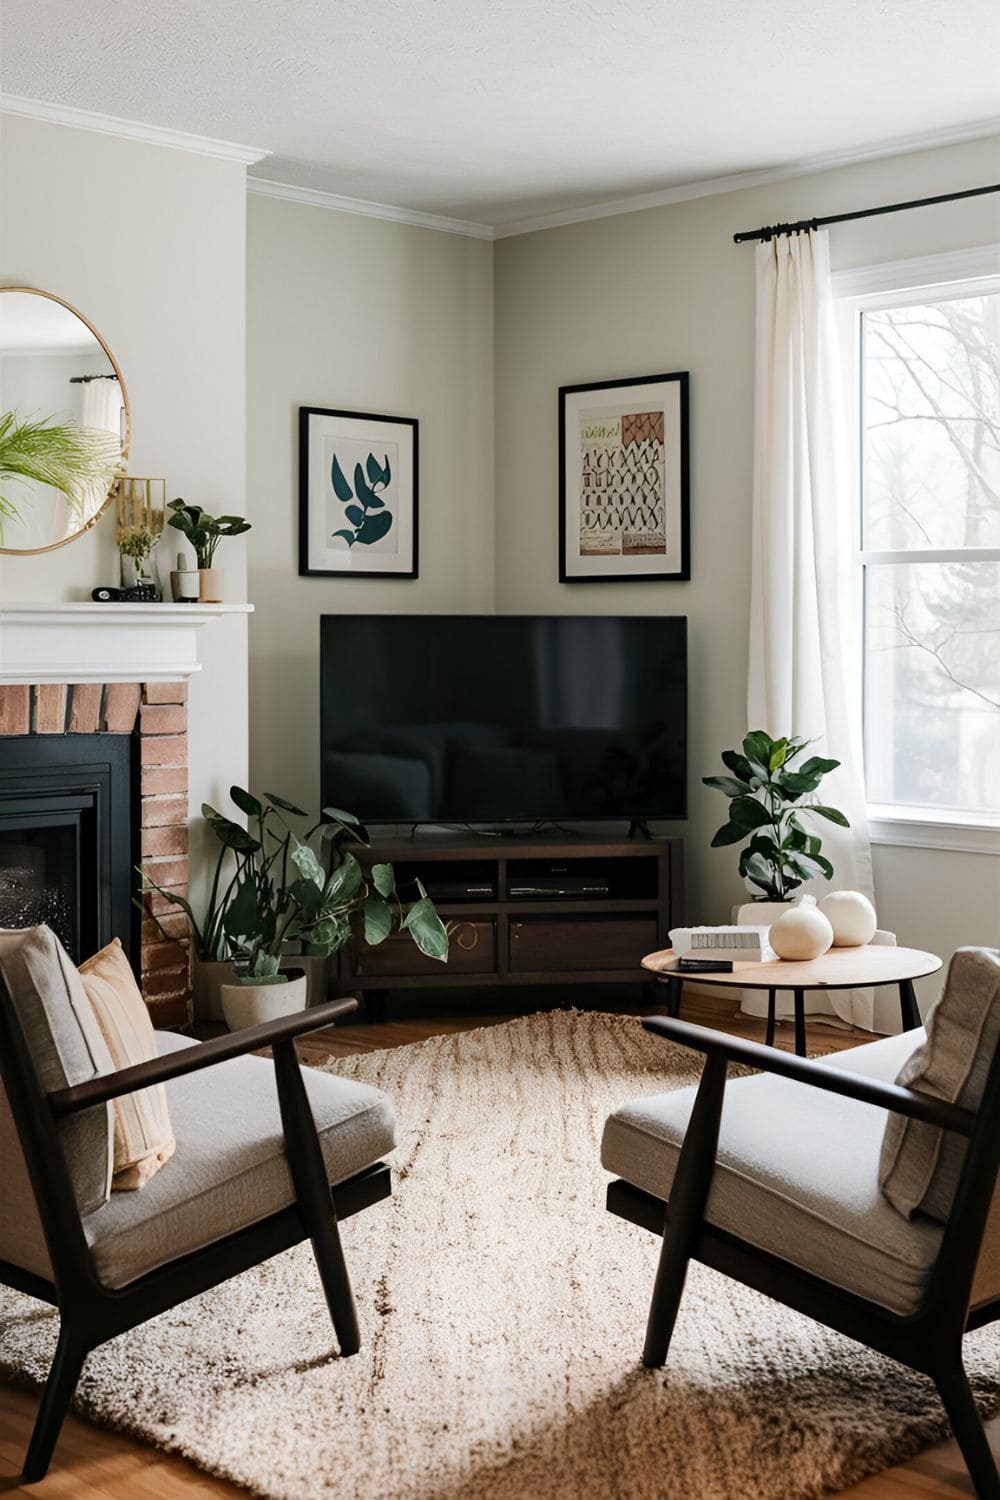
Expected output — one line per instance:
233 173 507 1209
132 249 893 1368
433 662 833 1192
1 987 995 1498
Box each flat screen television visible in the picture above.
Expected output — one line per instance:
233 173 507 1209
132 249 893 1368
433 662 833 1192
320 614 686 827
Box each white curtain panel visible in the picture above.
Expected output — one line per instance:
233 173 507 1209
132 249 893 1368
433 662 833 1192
747 229 887 1032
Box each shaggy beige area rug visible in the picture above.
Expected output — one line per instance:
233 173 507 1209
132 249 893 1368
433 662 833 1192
1 1010 998 1500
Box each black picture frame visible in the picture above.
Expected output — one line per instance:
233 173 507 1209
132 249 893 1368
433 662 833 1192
299 406 419 579
558 371 690 583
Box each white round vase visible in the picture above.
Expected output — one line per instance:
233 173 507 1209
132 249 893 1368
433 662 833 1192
220 969 308 1031
817 890 877 947
769 896 834 962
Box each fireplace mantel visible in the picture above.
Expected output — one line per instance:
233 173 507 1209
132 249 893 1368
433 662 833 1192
0 601 253 684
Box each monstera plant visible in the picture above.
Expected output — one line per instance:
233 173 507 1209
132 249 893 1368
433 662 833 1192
703 731 850 900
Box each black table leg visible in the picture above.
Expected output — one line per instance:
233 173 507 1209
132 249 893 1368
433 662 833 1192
764 989 777 1048
665 975 682 1019
899 978 921 1032
793 989 807 1057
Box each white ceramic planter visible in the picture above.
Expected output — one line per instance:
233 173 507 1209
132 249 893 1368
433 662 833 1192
220 969 308 1031
170 567 200 603
733 900 793 929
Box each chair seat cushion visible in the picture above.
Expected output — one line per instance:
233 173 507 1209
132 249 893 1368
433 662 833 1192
601 1030 943 1316
85 1034 394 1288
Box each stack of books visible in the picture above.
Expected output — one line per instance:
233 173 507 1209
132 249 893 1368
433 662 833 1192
669 925 776 972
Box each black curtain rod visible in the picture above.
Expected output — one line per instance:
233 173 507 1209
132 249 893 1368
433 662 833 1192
733 181 1000 244
69 373 119 383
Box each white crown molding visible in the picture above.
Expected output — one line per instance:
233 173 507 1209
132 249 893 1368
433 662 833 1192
246 176 494 240
492 117 1000 239
1 95 270 166
832 242 1000 298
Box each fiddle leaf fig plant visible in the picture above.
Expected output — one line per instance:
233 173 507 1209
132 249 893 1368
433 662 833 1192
703 730 850 900
139 787 448 983
166 498 251 568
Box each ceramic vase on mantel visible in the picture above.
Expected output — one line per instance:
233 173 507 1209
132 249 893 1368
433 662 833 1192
220 969 308 1032
198 567 224 603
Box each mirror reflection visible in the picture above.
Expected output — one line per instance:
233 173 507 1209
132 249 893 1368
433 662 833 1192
0 288 128 553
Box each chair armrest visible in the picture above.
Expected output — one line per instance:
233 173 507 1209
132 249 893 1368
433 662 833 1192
48 997 359 1118
642 1015 976 1137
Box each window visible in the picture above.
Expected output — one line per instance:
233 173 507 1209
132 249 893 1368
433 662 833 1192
843 261 1000 834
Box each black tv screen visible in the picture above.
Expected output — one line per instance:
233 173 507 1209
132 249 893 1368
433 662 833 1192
320 615 686 826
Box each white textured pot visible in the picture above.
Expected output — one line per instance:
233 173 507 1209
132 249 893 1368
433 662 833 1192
220 969 307 1032
170 567 200 603
733 900 793 929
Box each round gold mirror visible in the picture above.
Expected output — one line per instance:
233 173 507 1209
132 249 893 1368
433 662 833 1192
0 287 130 554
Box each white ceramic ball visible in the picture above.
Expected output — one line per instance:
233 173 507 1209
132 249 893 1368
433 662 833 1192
770 895 834 961
817 890 877 947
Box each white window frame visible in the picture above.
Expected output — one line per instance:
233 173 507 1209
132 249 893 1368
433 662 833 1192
833 244 1000 854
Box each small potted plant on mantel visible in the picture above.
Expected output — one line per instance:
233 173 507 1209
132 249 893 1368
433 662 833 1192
166 498 251 603
703 730 849 924
141 787 449 1029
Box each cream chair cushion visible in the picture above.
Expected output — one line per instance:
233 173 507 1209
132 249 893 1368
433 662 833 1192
880 947 1000 1222
602 1031 942 1316
85 1033 395 1288
79 938 176 1190
0 926 115 1280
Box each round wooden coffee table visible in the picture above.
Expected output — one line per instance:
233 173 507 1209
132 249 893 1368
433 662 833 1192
641 944 942 1056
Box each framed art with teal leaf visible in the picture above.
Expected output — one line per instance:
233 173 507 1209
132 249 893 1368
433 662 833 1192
299 406 418 578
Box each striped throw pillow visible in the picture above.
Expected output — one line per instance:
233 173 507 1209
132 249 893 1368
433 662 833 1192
78 939 176 1191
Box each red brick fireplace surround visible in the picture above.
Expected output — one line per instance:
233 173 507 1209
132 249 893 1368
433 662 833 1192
0 679 191 1027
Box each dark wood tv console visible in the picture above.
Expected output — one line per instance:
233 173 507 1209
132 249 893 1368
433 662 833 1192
332 834 684 1016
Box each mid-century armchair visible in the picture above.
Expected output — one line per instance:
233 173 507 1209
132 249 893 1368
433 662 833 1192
0 925 394 1481
602 947 1000 1499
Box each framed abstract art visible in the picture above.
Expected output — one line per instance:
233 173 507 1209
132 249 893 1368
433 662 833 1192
558 372 689 582
299 406 418 578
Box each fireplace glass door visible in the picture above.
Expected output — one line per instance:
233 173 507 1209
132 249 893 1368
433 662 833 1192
0 737 136 965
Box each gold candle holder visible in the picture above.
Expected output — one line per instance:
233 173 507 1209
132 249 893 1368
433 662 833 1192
116 476 166 540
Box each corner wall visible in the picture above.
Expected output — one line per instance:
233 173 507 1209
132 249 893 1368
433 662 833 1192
0 114 251 908
493 134 1000 992
246 193 494 812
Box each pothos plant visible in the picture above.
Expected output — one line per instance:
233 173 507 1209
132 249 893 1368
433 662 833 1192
703 731 850 901
330 451 393 549
140 787 448 982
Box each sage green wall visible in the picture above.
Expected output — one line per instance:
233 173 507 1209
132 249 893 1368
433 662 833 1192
493 134 1000 984
246 193 494 811
0 114 251 909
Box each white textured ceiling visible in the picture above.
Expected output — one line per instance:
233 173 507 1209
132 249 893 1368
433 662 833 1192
3 0 999 226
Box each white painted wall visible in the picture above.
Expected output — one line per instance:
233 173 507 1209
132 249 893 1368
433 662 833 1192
246 193 494 811
0 115 250 905
494 134 1000 1005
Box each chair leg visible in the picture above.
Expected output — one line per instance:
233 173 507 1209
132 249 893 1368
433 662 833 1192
22 1325 88 1481
272 1039 361 1357
934 1359 1000 1499
642 1053 727 1368
643 1221 690 1368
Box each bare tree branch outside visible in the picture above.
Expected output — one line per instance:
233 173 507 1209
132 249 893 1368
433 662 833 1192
861 291 1000 815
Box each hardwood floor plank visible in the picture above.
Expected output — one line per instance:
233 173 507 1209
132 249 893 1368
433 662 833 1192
1 988 991 1497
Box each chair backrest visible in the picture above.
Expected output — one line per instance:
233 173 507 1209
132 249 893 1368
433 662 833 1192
882 948 1000 1319
0 926 114 1283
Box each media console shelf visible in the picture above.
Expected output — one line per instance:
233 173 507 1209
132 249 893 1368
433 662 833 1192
333 834 684 1016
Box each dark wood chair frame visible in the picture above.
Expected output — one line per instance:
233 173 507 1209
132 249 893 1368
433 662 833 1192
607 1016 1000 1499
0 988 392 1482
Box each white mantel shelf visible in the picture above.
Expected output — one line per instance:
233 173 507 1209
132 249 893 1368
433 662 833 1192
0 601 254 684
